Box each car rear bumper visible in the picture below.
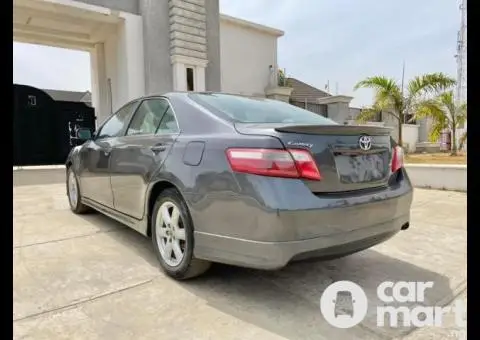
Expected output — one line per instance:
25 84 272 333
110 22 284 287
190 169 413 269
194 213 408 270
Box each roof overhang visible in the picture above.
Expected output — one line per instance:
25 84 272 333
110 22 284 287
317 95 354 105
220 14 284 37
13 0 122 51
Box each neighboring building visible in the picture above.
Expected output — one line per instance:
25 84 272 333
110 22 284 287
13 0 363 127
13 0 291 124
286 78 362 124
288 77 329 116
220 14 283 97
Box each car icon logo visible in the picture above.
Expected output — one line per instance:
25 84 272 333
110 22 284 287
333 290 355 317
320 280 368 329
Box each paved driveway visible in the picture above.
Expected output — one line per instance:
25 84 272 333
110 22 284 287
13 169 467 340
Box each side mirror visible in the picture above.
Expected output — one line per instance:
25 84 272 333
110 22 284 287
76 128 92 141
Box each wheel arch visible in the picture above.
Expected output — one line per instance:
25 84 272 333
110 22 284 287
146 180 185 237
66 161 73 176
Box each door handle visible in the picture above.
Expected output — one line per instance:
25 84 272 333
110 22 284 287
150 144 167 153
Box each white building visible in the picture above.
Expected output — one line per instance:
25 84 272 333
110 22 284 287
13 0 289 124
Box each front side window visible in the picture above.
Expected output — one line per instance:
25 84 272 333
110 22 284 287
96 101 137 139
189 93 338 125
126 99 170 136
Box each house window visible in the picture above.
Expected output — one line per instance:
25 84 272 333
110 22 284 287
28 95 36 106
186 67 194 91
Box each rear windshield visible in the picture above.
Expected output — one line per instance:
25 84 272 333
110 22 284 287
189 93 337 125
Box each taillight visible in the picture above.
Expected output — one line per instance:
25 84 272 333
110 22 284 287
225 148 322 180
288 149 322 180
391 146 404 172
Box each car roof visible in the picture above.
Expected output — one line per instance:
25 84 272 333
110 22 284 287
141 91 260 101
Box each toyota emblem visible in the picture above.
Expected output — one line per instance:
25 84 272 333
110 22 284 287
358 135 373 151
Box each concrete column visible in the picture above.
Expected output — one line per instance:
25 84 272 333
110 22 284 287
119 12 145 100
172 60 187 91
326 102 351 123
139 0 172 94
171 55 208 91
265 86 293 103
101 13 145 112
317 95 354 124
195 65 206 91
418 118 428 142
90 43 110 125
169 0 209 92
204 0 221 91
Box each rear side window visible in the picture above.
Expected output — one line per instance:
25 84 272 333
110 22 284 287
126 99 170 136
189 93 337 125
157 107 180 134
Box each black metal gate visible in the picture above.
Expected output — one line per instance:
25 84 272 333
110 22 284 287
13 84 95 166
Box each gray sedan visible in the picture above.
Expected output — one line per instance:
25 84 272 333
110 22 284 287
66 92 413 280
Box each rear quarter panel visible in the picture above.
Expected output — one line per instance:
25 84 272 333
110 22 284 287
147 94 287 237
148 130 287 237
148 95 412 244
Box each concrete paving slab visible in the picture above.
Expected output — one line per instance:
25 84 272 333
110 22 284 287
373 221 467 299
13 169 66 187
14 278 288 340
410 202 467 229
13 177 467 340
14 184 70 217
13 228 160 321
394 290 467 340
14 210 122 248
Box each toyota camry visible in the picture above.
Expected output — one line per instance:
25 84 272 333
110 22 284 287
66 92 413 280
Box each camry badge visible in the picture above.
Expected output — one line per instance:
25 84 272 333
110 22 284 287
287 141 313 149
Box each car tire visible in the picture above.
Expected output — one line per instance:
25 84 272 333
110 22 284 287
151 188 211 280
66 167 91 214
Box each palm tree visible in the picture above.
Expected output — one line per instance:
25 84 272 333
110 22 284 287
415 90 467 156
458 130 467 150
353 73 456 146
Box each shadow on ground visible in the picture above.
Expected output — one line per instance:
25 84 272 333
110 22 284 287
82 213 455 340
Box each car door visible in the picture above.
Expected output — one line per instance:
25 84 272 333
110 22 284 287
109 97 181 219
78 100 139 208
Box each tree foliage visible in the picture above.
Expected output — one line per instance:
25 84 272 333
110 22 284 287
415 90 467 155
354 73 456 146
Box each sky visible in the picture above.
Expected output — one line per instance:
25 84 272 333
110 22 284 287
13 0 461 107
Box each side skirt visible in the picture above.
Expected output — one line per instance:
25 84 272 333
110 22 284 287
82 197 149 236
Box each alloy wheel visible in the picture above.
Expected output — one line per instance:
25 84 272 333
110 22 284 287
155 201 186 267
68 171 78 208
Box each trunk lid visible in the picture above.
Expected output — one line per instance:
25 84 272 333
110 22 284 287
235 123 394 193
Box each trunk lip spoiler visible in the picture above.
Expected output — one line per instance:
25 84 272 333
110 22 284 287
233 122 393 136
